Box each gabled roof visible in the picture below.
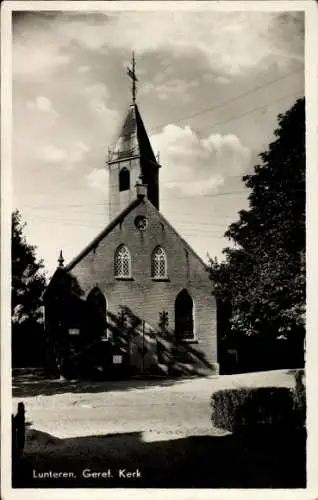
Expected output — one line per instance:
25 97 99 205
43 266 85 302
157 209 210 272
65 198 142 271
64 196 209 274
108 104 160 172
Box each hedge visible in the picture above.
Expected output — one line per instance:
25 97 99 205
211 384 305 433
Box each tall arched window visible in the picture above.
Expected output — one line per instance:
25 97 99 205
86 287 107 338
119 168 130 192
151 246 167 279
115 245 132 278
175 289 195 341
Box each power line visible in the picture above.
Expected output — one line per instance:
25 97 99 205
17 174 246 198
24 214 230 237
19 179 303 211
162 175 244 184
18 189 248 210
187 89 303 135
20 204 239 223
22 78 304 177
181 234 227 240
166 190 246 200
22 209 238 230
22 210 233 228
148 68 303 133
22 210 233 229
173 221 229 228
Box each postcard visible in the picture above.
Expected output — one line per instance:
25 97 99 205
1 1 317 499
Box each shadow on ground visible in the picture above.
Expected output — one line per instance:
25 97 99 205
13 425 306 489
12 370 198 398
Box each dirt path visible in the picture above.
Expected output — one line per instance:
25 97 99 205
12 370 305 488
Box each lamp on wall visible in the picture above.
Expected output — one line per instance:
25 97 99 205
135 176 148 199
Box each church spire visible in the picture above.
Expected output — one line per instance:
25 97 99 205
127 51 138 104
107 52 161 219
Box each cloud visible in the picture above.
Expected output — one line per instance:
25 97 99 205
12 13 71 81
54 13 112 51
203 73 231 85
82 82 109 100
13 41 70 80
214 76 231 85
36 141 90 166
78 65 90 73
37 145 67 163
151 124 251 196
53 12 304 76
140 78 199 103
81 82 118 122
69 141 90 161
86 167 108 192
13 12 304 82
26 96 59 116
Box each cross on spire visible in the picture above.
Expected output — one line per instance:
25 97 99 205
127 51 138 104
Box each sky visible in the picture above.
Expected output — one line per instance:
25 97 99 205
12 8 304 278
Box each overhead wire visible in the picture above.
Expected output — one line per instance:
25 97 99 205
21 70 304 177
147 67 303 133
15 73 304 236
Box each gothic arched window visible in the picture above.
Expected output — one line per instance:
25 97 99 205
151 246 167 279
115 245 132 278
119 168 130 192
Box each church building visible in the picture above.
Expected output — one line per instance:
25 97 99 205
43 56 218 379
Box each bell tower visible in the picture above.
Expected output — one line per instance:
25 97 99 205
107 52 161 220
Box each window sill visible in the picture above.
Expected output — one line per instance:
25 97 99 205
152 277 170 282
115 276 134 281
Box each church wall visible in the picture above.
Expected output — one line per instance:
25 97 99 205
68 200 218 372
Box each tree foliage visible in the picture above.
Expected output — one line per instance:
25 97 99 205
12 210 47 325
209 98 305 346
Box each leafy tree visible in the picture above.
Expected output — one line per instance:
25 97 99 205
210 98 305 364
12 209 46 326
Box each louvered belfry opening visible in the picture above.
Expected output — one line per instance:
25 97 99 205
119 168 130 192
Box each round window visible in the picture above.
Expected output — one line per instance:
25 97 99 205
135 215 148 231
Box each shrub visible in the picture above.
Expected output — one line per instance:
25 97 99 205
211 388 250 432
211 386 303 433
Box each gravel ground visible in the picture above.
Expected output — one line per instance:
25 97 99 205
13 370 296 441
12 369 305 488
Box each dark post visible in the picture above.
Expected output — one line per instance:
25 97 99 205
12 401 25 469
16 402 25 455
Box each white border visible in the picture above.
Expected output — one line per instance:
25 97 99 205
1 2 13 498
1 1 318 499
304 0 318 492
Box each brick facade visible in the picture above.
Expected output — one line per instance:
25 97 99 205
45 101 218 377
66 198 218 373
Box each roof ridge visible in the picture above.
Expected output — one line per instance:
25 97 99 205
143 199 210 271
65 198 142 271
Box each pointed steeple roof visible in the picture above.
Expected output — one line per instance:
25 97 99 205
108 103 159 170
107 52 161 212
108 52 160 177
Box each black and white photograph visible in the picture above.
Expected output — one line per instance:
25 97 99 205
1 0 316 494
